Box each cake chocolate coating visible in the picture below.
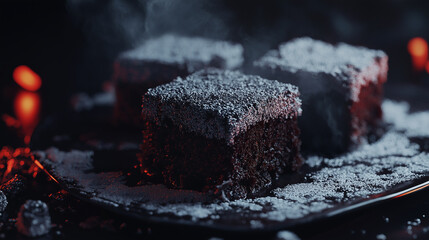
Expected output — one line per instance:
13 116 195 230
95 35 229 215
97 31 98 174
252 37 388 155
113 34 244 127
141 69 302 199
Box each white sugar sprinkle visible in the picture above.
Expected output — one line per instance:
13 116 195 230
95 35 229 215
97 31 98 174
383 100 429 137
407 218 421 226
255 37 385 76
276 230 301 240
376 233 387 240
254 37 388 101
36 99 429 228
121 34 243 72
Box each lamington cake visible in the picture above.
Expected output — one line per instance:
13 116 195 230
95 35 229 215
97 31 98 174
113 34 244 126
140 69 302 200
252 37 388 155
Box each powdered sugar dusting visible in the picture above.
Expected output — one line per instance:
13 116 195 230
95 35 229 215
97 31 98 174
383 100 429 137
254 37 388 101
37 126 429 228
255 37 386 78
144 69 301 144
139 132 429 223
35 149 206 206
121 34 244 72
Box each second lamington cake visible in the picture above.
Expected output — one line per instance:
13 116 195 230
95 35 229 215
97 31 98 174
253 37 388 155
113 34 244 126
141 69 302 200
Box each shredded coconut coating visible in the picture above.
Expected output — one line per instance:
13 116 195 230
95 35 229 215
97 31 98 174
121 34 244 72
254 37 388 101
143 69 301 144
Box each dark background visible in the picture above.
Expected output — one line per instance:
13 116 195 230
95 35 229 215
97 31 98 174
2 0 429 143
2 0 429 239
1 0 429 95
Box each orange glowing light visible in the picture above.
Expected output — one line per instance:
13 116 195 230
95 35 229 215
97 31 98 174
24 147 31 154
13 65 42 91
14 91 40 126
394 184 429 198
13 148 22 157
24 136 31 145
14 91 41 144
408 37 428 71
33 159 45 170
34 159 59 183
143 169 154 177
2 114 20 128
408 37 428 57
3 159 15 181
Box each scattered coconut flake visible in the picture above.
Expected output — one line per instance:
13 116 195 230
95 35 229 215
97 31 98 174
36 125 429 228
383 100 429 137
121 34 244 72
0 191 7 213
35 149 206 206
407 218 421 226
276 230 301 240
71 91 115 112
254 37 388 101
305 156 324 168
376 233 387 240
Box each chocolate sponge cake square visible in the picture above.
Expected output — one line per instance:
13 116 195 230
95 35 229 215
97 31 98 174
253 37 388 155
113 34 244 127
141 69 302 200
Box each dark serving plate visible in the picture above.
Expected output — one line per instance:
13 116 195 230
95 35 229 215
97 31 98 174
30 96 429 233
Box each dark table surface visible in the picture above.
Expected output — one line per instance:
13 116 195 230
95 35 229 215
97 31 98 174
1 74 429 240
2 1 429 237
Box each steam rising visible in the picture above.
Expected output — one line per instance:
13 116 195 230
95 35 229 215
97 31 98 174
66 0 147 47
65 0 240 92
67 0 233 48
65 0 371 91
144 0 233 41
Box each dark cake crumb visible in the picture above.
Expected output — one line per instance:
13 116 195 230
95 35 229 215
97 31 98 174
141 69 302 199
253 37 388 155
